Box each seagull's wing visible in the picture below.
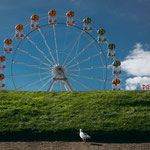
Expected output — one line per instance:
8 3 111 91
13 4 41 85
83 132 91 138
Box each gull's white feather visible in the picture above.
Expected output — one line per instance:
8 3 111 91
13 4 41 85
79 129 91 142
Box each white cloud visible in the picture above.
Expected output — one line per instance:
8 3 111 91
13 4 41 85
121 43 150 90
126 76 150 90
122 43 150 76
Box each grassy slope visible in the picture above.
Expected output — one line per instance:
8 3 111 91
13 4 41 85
0 90 150 142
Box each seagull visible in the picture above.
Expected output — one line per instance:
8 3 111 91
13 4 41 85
79 129 91 142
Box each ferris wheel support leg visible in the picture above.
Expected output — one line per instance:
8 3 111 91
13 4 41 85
48 79 55 91
64 80 72 91
48 79 72 91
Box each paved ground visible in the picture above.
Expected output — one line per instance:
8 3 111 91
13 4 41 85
0 142 150 150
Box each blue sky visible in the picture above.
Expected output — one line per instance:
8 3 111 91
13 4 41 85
0 0 150 91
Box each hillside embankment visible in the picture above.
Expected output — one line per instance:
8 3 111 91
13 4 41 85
0 90 150 149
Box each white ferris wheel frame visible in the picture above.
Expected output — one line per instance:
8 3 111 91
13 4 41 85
9 17 108 91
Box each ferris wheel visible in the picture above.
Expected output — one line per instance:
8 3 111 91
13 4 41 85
0 10 121 91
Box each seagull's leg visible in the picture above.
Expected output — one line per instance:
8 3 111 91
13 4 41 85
83 139 86 143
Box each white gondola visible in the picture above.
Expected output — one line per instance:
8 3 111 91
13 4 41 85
66 17 75 26
15 30 24 40
0 83 5 89
83 18 92 32
0 63 6 71
112 60 121 75
4 44 12 53
83 24 92 32
107 50 115 58
97 29 106 44
48 16 57 25
31 16 39 30
112 84 121 90
107 44 116 59
31 20 39 30
113 66 121 75
97 35 106 44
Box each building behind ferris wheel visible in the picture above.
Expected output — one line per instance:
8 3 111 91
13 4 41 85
0 10 121 91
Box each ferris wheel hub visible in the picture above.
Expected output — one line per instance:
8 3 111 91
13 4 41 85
48 65 72 91
52 65 65 77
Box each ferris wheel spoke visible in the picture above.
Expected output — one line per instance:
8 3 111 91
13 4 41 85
8 70 50 78
62 35 79 55
25 34 53 65
53 25 59 65
68 71 105 82
67 75 94 90
62 31 83 66
9 59 50 70
16 74 50 90
41 61 52 68
67 51 103 69
38 28 57 65
75 32 81 55
105 80 112 83
69 65 106 72
17 47 51 67
65 39 95 67
61 26 69 63
38 76 53 91
107 64 113 68
69 80 78 91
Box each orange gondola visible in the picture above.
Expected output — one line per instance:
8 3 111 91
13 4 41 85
48 10 57 25
0 55 6 70
4 38 13 45
0 73 5 80
31 14 39 22
66 11 75 18
112 78 120 85
15 24 24 31
3 38 13 53
0 55 6 62
48 10 56 17
15 24 24 40
0 73 5 89
66 11 75 26
30 14 39 30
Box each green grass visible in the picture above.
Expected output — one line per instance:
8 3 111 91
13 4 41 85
0 90 150 142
